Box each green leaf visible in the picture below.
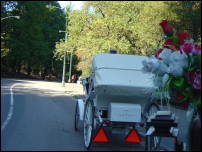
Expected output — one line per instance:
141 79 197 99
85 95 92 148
188 66 197 72
181 87 192 98
192 96 201 106
168 36 180 47
194 55 201 68
173 77 184 87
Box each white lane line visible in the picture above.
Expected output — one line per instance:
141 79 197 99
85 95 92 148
1 83 19 131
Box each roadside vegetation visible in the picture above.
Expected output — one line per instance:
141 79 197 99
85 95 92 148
1 1 201 79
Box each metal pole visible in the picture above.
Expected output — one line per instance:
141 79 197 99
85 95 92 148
62 52 66 86
68 50 73 83
62 14 68 87
68 1 73 83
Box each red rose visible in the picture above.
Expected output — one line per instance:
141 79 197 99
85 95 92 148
176 94 185 101
176 93 189 108
164 40 180 51
177 32 189 45
159 20 173 37
155 49 163 60
180 100 189 108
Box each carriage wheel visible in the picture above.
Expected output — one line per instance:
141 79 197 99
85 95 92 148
74 101 80 131
83 100 94 149
144 102 162 151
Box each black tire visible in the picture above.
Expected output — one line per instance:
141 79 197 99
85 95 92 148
74 101 80 131
83 100 94 149
190 114 201 151
144 100 162 151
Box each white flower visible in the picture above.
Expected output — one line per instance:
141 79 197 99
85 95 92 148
168 51 188 70
153 76 163 87
170 51 187 62
142 56 160 73
168 63 184 76
150 57 160 73
162 74 169 86
185 39 194 44
142 58 153 73
158 48 172 63
178 60 188 69
158 61 170 75
142 47 189 86
161 34 168 40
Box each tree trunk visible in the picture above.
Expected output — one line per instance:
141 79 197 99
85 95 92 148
27 66 31 75
17 64 21 73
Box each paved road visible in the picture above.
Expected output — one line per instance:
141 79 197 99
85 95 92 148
1 79 191 151
1 79 146 151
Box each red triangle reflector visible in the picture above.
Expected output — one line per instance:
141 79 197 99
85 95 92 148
125 129 141 143
93 128 109 143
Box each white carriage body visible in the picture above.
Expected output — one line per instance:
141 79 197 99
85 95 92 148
92 53 156 107
78 53 167 148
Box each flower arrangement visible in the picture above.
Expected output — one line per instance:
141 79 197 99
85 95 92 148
142 20 201 107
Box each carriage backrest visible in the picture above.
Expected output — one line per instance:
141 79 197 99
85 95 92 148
90 53 156 108
92 53 147 72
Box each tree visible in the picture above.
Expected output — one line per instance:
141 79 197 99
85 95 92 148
54 1 201 77
1 1 18 72
166 1 201 42
1 1 66 78
54 2 172 76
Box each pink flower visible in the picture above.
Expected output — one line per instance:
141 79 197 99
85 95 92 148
187 70 201 89
193 45 201 54
180 43 194 54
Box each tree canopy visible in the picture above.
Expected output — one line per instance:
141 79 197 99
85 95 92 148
54 1 201 77
1 1 66 78
1 1 201 79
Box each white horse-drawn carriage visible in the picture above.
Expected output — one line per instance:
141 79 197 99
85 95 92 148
74 53 179 150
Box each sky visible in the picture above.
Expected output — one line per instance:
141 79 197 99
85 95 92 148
58 1 84 10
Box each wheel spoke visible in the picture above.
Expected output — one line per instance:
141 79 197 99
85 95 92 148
84 101 93 148
75 103 80 130
87 126 92 143
154 136 158 148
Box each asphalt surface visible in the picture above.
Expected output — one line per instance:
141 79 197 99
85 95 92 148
1 79 145 151
1 79 190 151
